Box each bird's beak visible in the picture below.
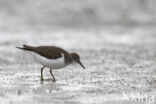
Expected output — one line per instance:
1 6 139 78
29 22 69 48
77 60 85 69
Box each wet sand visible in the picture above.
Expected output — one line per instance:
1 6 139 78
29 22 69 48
0 27 156 104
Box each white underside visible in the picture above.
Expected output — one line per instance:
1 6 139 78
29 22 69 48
29 52 67 69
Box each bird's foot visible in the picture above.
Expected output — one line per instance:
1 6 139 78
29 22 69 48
40 77 44 82
52 79 56 82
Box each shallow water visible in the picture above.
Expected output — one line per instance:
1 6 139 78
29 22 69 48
0 26 156 104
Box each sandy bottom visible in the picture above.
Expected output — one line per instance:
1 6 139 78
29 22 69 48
0 26 156 104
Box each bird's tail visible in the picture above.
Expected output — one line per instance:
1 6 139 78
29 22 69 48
16 44 33 51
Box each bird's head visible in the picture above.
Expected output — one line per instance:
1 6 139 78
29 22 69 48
71 53 85 69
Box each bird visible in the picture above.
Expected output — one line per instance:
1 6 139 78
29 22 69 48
16 44 85 82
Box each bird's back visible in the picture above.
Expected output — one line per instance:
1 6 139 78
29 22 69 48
21 45 73 64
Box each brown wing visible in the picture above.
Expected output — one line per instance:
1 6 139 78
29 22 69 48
23 45 71 59
37 46 63 59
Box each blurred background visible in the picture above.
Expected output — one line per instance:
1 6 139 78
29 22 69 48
0 0 156 104
0 0 156 31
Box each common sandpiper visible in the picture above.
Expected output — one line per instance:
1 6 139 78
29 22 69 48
16 44 85 82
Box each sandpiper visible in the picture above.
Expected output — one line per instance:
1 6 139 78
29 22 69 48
16 44 85 82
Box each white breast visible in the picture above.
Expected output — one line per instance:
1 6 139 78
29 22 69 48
30 52 66 69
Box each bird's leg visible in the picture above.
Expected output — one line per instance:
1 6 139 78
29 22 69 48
40 66 46 81
50 68 56 82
